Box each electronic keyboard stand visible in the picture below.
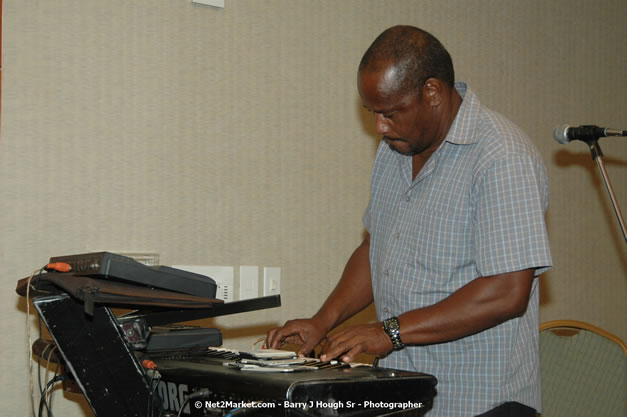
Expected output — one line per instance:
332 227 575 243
33 293 161 417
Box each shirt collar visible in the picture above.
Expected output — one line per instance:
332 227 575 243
444 82 481 145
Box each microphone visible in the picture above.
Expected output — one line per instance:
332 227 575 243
553 124 626 144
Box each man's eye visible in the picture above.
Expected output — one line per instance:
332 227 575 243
383 113 394 119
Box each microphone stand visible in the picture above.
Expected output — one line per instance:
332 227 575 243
587 138 627 243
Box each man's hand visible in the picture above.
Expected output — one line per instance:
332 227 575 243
265 318 329 357
266 236 374 360
320 322 393 364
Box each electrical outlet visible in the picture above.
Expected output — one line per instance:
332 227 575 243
263 267 281 296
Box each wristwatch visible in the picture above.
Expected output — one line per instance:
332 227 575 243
382 316 405 351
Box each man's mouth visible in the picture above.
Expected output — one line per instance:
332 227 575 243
383 136 407 143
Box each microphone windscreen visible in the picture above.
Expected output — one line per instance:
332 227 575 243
553 125 570 144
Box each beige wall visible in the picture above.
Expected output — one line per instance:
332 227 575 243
1 0 625 415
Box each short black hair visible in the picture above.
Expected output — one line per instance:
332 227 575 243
359 26 455 94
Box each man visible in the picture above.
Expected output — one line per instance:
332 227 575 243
266 26 551 417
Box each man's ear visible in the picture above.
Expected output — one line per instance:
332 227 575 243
422 78 443 107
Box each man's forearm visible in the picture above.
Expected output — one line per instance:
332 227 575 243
398 268 535 345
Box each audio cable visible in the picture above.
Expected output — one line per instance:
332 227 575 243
26 262 72 417
177 389 211 417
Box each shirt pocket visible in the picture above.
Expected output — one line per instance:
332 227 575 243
405 202 474 286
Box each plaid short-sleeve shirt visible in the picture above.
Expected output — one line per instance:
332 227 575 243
363 83 552 416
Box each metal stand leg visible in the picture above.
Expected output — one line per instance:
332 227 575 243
588 139 627 243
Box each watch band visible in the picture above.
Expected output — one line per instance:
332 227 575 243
382 316 405 351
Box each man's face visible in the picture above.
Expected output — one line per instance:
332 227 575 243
358 67 437 157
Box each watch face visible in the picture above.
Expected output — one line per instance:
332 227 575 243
385 317 400 332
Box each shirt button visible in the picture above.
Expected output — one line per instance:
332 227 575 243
384 307 389 313
394 233 400 239
405 196 411 202
384 269 390 276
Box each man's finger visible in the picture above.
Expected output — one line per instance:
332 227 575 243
340 345 363 364
320 337 352 362
266 327 287 349
297 334 320 357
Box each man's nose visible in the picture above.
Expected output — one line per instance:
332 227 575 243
374 113 389 135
